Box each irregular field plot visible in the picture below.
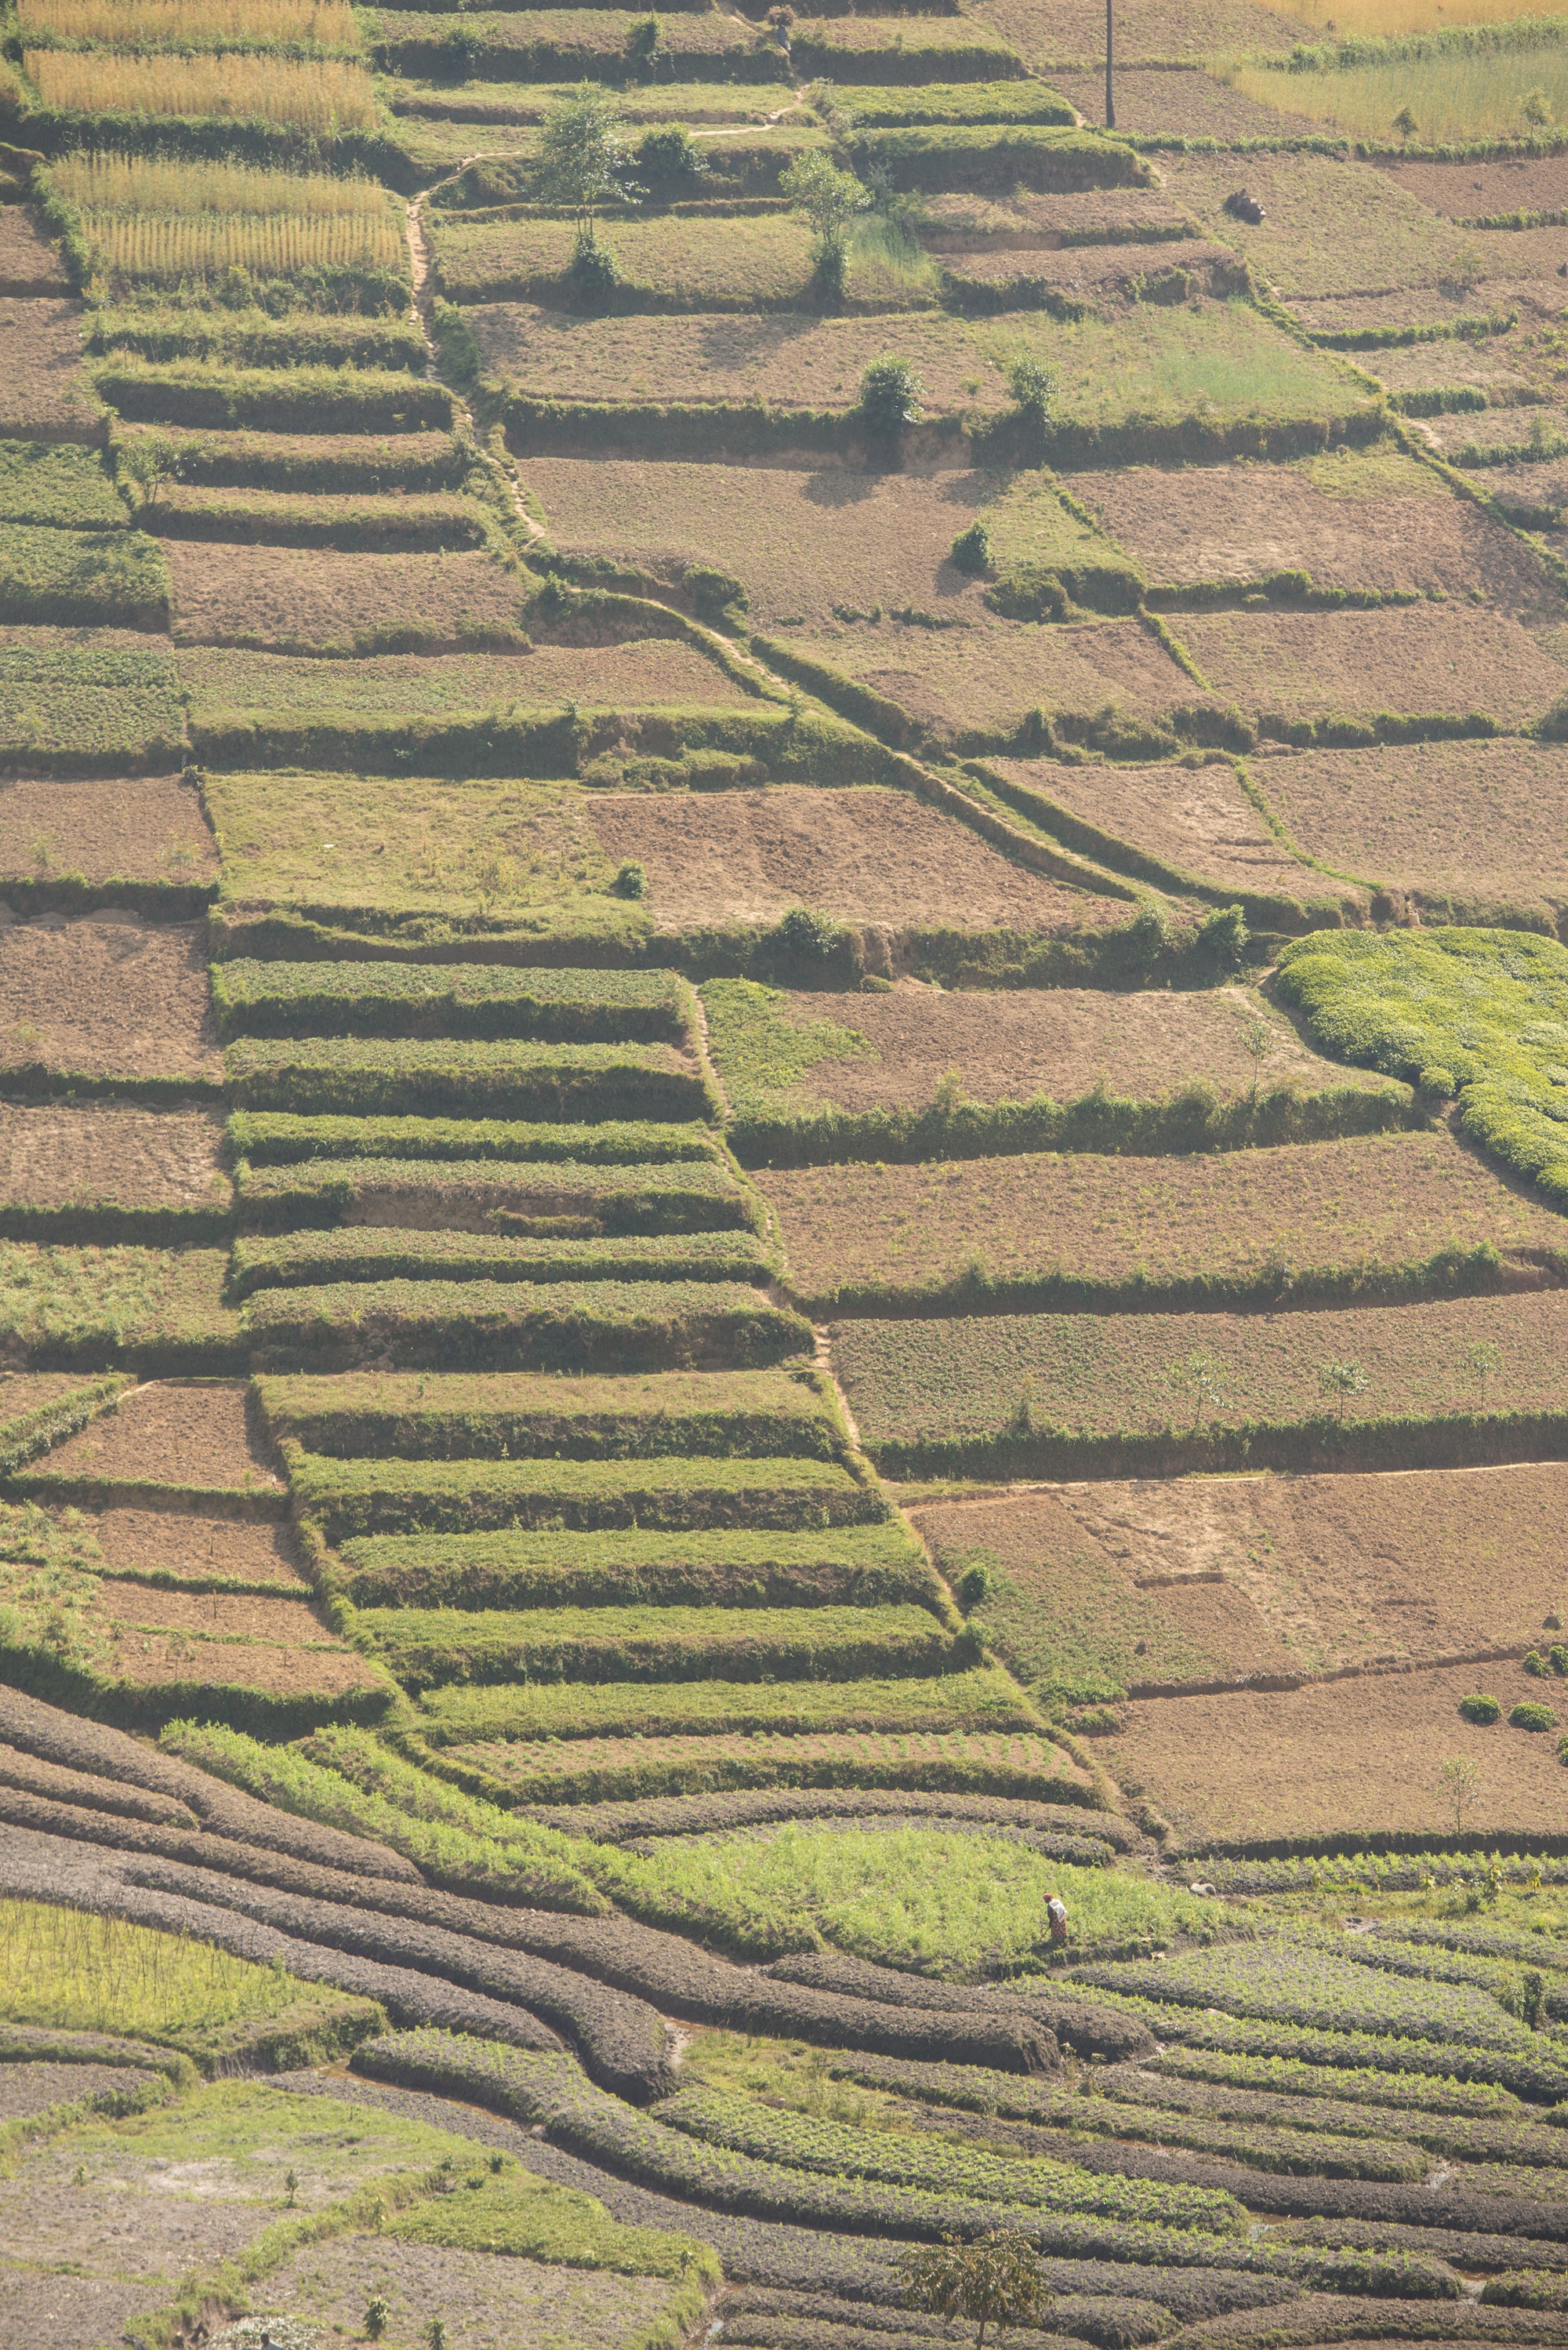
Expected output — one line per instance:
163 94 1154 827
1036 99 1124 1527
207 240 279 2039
0 916 220 1085
0 1103 229 1211
445 1725 1083 1802
436 213 906 311
760 1130 1568 1308
0 775 216 891
583 786 1131 935
32 1381 281 1492
180 641 750 721
1157 150 1484 302
1230 47 1568 147
983 754 1348 907
1055 66 1324 134
837 1288 1568 1452
0 209 71 297
165 543 529 650
964 0 1311 67
91 1507 311 1590
914 1461 1568 1699
9 1571 385 1702
707 980 1383 1113
0 300 99 441
1179 603 1568 726
1251 737 1568 928
1378 154 1568 218
1105 1654 1568 1847
417 1662 1035 1742
393 78 782 124
1075 446 1548 600
256 2232 681 2350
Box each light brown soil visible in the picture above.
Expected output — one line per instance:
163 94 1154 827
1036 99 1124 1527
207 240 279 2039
1421 400 1568 459
1157 150 1484 303
1377 156 1568 219
1287 287 1508 338
165 542 530 651
1367 341 1539 401
93 1507 311 1590
177 641 752 719
964 0 1311 67
1105 1654 1568 1846
1054 66 1323 134
1073 457 1551 601
748 982 1391 1110
260 2231 678 2350
942 237 1234 303
0 1103 229 1211
38 1382 283 1491
0 1371 104 1425
0 2167 265 2289
1251 736 1568 927
984 754 1356 906
84 1582 383 1698
0 300 98 440
920 190 1195 245
1178 603 1568 726
758 1128 1568 1304
788 614 1191 743
0 915 220 1084
584 786 1131 935
0 2269 187 2350
0 209 71 297
0 775 217 889
90 1583 328 1643
0 2062 158 2122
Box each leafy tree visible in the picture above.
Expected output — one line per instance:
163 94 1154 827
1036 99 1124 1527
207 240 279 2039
1392 104 1418 140
858 353 923 437
949 520 991 575
1165 1349 1234 1433
1465 1340 1501 1407
535 84 641 250
1439 1753 1481 1835
899 2229 1050 2349
782 150 871 299
117 430 186 509
364 2301 391 2343
1317 1358 1368 1423
1007 353 1054 449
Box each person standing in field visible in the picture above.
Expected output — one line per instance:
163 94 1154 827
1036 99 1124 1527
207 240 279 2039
1045 1891 1068 1948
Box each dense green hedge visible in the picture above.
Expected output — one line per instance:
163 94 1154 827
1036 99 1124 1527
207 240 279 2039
227 1111 717 1167
244 1276 815 1371
95 362 456 434
223 1037 717 1122
286 1446 884 1537
213 960 695 1044
233 1153 755 1234
845 125 1149 191
0 521 168 628
231 1226 771 1295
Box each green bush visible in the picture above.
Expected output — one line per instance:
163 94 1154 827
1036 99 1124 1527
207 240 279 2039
858 354 923 436
1510 1701 1558 1731
1459 1693 1502 1723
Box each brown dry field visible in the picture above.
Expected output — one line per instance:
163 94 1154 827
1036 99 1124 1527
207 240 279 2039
1055 66 1322 135
758 1128 1568 1304
258 2234 674 2350
920 190 1193 246
94 1507 310 1589
0 1371 103 1424
0 775 217 889
0 915 220 1084
1377 156 1568 218
0 917 208 1087
0 208 71 296
38 1381 284 1491
179 641 753 717
748 982 1391 1111
789 615 1189 743
1286 286 1515 339
916 1461 1568 1694
1157 150 1483 303
1074 453 1551 601
1105 1654 1568 1847
0 1102 228 1211
1421 400 1568 460
1366 340 1538 403
984 754 1358 906
964 0 1309 66
79 1578 382 1697
942 238 1234 304
164 543 528 650
0 299 98 439
1178 603 1568 726
584 786 1131 935
1251 736 1568 925
0 2061 159 2123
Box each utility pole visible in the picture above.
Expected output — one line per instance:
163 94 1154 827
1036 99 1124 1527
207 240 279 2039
1105 0 1115 127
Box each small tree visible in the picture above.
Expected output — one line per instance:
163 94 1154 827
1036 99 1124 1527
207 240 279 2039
1465 1340 1501 1407
535 83 641 260
364 2301 391 2343
1392 104 1418 140
900 2230 1050 2350
1241 1015 1273 1104
1164 1349 1234 1435
781 149 871 300
1439 1753 1482 1836
117 430 184 510
1007 354 1054 446
1317 1358 1368 1424
858 353 923 439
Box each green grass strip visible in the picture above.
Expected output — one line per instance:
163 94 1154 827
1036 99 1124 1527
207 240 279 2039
231 1226 771 1295
234 1154 754 1233
223 1037 717 1122
227 1110 717 1166
416 1664 1040 1744
213 958 694 1044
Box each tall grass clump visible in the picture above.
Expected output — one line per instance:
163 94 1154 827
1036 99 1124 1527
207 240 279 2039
1231 20 1568 141
0 1897 314 2037
17 0 361 51
24 50 378 131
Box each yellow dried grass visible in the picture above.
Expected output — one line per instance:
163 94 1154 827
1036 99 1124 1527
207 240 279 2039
17 0 360 48
84 210 404 279
51 151 395 219
25 46 377 129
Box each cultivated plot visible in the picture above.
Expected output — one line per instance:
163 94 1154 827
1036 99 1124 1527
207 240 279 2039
0 916 220 1087
0 1103 229 1216
1178 602 1568 728
0 775 216 894
163 545 532 652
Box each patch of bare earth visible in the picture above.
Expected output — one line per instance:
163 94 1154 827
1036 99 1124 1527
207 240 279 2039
0 2163 266 2287
920 190 1195 245
0 1371 105 1423
82 1579 383 1698
0 2270 180 2350
984 754 1361 907
1366 340 1540 404
1054 66 1323 134
0 775 217 889
0 916 220 1084
1104 1654 1568 1847
1178 603 1568 726
584 785 1131 933
93 1508 311 1589
752 982 1388 1110
1073 460 1551 600
165 543 528 649
0 300 98 440
0 210 71 297
0 1104 229 1211
0 2063 158 2123
258 2232 677 2350
1377 155 1568 218
942 239 1236 305
36 1382 283 1491
963 0 1310 67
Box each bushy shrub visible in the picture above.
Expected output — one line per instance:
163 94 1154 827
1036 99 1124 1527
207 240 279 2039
858 354 923 437
1511 1702 1558 1731
949 521 992 575
1460 1694 1502 1724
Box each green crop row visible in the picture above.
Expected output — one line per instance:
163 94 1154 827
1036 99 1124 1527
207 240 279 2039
225 1112 719 1167
845 125 1147 191
243 1276 814 1372
0 439 128 531
223 1037 717 1123
0 1244 242 1375
0 640 186 774
286 1445 884 1537
108 423 471 497
94 361 456 435
1149 2045 1523 2118
256 1365 846 1461
232 1153 755 1235
212 959 696 1044
230 1226 771 1295
0 522 167 628
820 80 1077 127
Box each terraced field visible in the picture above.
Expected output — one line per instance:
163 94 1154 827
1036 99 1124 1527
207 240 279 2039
7 5 1568 2348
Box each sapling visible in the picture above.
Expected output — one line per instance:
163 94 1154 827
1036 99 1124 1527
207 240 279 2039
364 2299 390 2341
535 84 641 285
1164 1349 1233 1434
1317 1359 1368 1423
1465 1340 1501 1408
1439 1753 1481 1835
1241 1015 1273 1104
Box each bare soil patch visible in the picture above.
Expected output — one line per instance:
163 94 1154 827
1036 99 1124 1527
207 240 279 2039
746 982 1388 1111
760 1128 1568 1306
584 786 1131 935
1156 151 1483 303
942 236 1235 305
38 1381 283 1491
0 915 220 1085
94 1507 310 1590
964 0 1310 67
89 1583 328 1644
0 775 216 891
788 615 1190 745
1366 340 1539 403
1073 454 1549 601
0 210 71 297
78 1578 383 1698
1377 156 1568 220
1054 66 1323 135
1250 736 1568 929
0 1371 104 1423
0 300 98 441
260 2231 677 2350
1287 286 1508 339
165 543 530 652
984 754 1353 907
0 2269 176 2350
1104 1654 1568 1847
0 2061 158 2123
920 189 1195 245
0 1103 228 1212
0 2166 264 2286
1178 603 1568 726
1421 399 1568 460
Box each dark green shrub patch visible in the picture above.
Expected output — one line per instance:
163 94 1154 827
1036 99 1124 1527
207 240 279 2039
227 1111 717 1166
1483 2276 1568 2307
0 521 168 628
1461 1694 1504 1723
1511 1702 1559 1731
222 1036 717 1122
258 1364 846 1461
0 439 128 529
845 127 1149 193
212 958 695 1043
231 1225 771 1294
95 362 456 434
233 1153 756 1235
286 1446 884 1537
